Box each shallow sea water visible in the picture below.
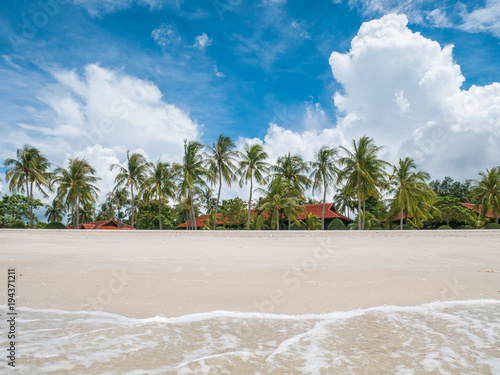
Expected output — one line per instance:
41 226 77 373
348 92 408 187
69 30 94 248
1 300 499 374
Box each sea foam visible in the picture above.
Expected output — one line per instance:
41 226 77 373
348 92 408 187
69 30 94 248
0 300 499 374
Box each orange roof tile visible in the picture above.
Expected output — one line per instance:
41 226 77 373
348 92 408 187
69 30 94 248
177 203 352 229
461 203 496 218
67 220 133 230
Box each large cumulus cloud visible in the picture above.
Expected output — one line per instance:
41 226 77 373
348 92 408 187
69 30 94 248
7 64 201 197
252 14 500 181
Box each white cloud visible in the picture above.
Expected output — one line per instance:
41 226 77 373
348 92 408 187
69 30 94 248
213 65 225 78
291 21 311 40
73 144 120 199
69 0 175 17
232 10 311 70
193 33 212 50
151 23 182 50
425 9 451 28
2 55 21 70
460 0 500 38
348 0 500 39
241 14 500 182
262 0 287 4
327 13 500 179
394 90 410 113
8 64 201 197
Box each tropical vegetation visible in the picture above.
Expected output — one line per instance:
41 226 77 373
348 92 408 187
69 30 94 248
2 140 500 231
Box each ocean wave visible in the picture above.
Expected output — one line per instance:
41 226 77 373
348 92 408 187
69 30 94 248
1 300 499 374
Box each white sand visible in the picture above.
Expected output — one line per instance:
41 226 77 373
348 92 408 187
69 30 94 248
0 229 499 318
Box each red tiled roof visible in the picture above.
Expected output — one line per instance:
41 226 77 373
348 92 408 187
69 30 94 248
388 212 413 222
68 220 133 230
177 214 224 229
298 203 352 221
461 203 496 218
177 203 352 229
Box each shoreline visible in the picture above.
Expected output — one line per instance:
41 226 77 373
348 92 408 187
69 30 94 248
1 230 499 318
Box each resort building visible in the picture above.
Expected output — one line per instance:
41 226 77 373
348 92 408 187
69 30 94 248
67 220 134 230
177 203 352 229
387 203 497 225
461 203 496 219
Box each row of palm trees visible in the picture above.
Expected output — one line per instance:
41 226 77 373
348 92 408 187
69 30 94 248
4 135 500 230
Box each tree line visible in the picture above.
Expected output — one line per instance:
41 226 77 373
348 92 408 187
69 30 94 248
2 135 500 230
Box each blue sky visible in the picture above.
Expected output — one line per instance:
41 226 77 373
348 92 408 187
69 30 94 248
1 0 500 197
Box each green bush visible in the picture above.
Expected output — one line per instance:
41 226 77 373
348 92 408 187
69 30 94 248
45 222 67 229
289 222 305 230
402 224 414 230
458 225 474 230
484 223 500 229
215 226 227 230
328 218 346 230
438 225 453 230
10 221 26 228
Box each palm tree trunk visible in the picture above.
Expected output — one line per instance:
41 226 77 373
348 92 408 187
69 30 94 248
276 209 279 231
288 217 290 230
29 181 34 229
247 177 253 230
358 198 362 230
191 205 196 230
190 189 197 231
25 176 31 229
130 185 135 229
400 208 404 230
362 199 366 230
322 179 326 230
213 170 222 230
158 199 162 230
76 197 80 228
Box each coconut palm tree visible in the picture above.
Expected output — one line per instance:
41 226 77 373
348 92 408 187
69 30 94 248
237 144 270 230
206 135 240 230
78 201 95 223
272 153 310 228
177 195 196 230
44 198 66 223
257 177 304 231
54 158 100 229
272 152 311 194
250 213 269 230
96 201 115 221
174 141 207 230
310 146 339 230
333 188 356 218
302 213 322 230
388 157 436 230
29 155 53 224
5 145 52 228
143 161 177 230
110 151 151 229
337 136 390 230
198 187 215 215
471 167 500 224
106 188 129 227
468 210 486 229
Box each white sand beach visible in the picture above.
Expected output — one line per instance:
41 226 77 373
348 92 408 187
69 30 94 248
1 230 499 318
